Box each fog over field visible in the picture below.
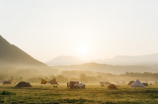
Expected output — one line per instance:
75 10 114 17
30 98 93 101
1 33 158 83
1 0 158 103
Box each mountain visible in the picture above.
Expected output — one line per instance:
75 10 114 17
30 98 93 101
46 56 86 66
100 54 158 65
47 53 158 66
0 35 47 67
52 62 154 74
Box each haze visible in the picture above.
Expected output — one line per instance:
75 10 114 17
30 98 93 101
0 0 158 62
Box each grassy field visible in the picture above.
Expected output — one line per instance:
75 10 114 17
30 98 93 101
0 83 158 104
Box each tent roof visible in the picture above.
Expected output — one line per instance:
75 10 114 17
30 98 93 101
48 78 59 85
41 79 47 84
3 80 11 84
131 79 144 87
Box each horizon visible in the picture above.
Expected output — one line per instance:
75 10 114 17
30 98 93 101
1 1 158 103
1 0 158 62
2 34 158 63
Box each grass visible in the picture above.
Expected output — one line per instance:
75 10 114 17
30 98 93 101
0 83 158 103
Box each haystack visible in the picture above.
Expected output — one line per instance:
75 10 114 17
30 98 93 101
107 84 117 89
15 81 32 87
128 81 135 85
3 80 11 84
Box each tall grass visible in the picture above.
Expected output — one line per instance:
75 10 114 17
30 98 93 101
0 84 158 103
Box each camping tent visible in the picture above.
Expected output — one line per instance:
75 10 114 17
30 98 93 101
122 81 125 84
3 80 11 84
15 82 32 87
48 78 59 85
142 83 148 86
131 79 144 87
100 82 111 87
41 79 47 84
128 81 135 85
107 84 117 89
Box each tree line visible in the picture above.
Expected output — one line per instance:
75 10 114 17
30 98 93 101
1 68 158 83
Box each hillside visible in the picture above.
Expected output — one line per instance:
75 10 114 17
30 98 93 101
47 53 158 66
100 54 158 65
0 35 47 67
52 63 154 74
46 56 85 66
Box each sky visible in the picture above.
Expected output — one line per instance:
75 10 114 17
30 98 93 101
0 0 158 62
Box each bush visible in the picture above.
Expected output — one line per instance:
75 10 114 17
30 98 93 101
1 91 16 95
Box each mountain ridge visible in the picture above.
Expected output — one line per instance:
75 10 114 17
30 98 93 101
46 53 158 66
0 35 47 67
52 62 155 74
46 55 84 66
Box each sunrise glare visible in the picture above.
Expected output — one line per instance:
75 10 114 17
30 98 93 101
1 0 158 103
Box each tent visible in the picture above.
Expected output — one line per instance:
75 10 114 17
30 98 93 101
41 79 47 84
128 81 135 85
105 82 111 84
107 84 117 89
131 79 144 87
48 78 59 85
3 80 11 84
15 82 32 87
122 81 125 84
142 83 148 86
100 82 111 87
116 81 125 84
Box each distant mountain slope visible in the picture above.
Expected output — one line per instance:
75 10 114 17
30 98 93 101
100 54 158 65
47 53 158 66
0 35 47 67
46 56 85 66
52 63 154 74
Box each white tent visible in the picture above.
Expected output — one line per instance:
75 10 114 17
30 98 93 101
131 79 144 87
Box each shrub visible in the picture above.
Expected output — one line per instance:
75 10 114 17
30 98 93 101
1 91 16 95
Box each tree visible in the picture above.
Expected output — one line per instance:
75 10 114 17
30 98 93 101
80 74 88 82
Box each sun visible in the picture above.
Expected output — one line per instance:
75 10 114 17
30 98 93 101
78 46 88 55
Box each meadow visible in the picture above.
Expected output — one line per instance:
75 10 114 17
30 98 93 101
1 83 158 104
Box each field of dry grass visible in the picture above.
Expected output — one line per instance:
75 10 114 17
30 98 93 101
0 83 158 104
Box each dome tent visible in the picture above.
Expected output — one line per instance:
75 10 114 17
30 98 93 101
3 80 11 84
142 83 148 86
107 84 117 89
128 81 135 85
15 81 32 87
131 79 144 87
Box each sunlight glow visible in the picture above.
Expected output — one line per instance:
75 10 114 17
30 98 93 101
78 46 88 55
